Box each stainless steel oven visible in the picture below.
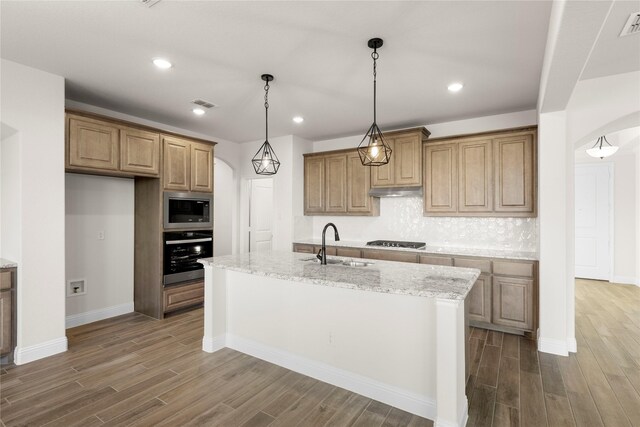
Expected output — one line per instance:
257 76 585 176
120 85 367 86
164 192 213 230
163 230 213 285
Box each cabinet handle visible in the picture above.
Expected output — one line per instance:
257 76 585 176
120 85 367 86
166 238 212 245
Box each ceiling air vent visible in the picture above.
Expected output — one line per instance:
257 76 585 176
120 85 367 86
191 99 218 109
620 12 640 37
140 0 162 7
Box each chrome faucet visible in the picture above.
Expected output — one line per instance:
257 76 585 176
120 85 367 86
317 223 340 265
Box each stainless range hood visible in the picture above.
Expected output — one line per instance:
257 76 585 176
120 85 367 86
368 186 423 198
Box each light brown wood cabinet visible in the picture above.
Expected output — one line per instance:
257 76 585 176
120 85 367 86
163 281 204 313
163 137 214 193
371 128 430 188
467 274 492 323
68 116 120 172
492 276 534 330
424 127 537 217
303 150 379 216
361 249 418 263
120 127 160 176
67 113 160 177
0 268 16 361
292 244 336 256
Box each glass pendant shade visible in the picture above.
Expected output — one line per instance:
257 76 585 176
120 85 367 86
357 122 392 166
586 136 618 159
252 140 280 175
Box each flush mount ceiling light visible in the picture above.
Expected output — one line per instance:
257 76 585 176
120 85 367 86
448 82 464 92
293 116 304 124
586 135 619 159
192 107 205 116
357 37 392 167
252 74 280 175
152 58 172 69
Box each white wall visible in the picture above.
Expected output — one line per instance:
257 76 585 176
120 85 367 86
302 110 539 251
0 127 21 263
0 59 66 364
214 158 235 256
65 174 134 326
612 154 637 284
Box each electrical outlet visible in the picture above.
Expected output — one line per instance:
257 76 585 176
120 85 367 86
98 231 105 240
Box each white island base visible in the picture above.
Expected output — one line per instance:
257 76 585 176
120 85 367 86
201 262 471 427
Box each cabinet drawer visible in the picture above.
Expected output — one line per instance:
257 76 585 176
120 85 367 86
454 257 492 274
493 260 534 278
419 255 453 266
361 250 418 263
0 271 12 290
163 282 204 313
336 247 362 258
314 246 337 256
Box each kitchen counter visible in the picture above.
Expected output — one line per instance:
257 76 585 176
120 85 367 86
0 258 17 269
199 250 480 300
293 238 538 261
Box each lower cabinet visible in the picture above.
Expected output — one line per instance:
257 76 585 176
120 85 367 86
467 274 492 324
163 281 204 314
0 268 16 362
492 276 534 331
361 249 418 263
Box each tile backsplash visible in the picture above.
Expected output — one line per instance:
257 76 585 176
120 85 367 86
296 197 538 252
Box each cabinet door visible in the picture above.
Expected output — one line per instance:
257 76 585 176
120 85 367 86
494 134 535 214
492 276 534 331
191 142 214 193
304 157 325 214
163 281 204 313
324 154 347 213
0 290 11 355
361 249 418 263
336 247 362 258
394 135 422 186
163 136 191 191
68 117 119 171
424 143 458 214
347 152 373 213
120 128 160 176
459 139 492 212
467 274 492 323
419 255 453 266
371 139 395 187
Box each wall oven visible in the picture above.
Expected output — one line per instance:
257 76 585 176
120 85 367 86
164 192 213 230
163 230 213 285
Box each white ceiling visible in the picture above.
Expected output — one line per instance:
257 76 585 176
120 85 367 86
1 1 553 143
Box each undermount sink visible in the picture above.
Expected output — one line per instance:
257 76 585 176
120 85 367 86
301 257 373 267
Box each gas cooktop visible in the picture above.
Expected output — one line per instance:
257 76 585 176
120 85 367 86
366 240 426 249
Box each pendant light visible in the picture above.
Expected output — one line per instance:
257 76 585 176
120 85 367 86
586 135 619 159
252 74 281 175
357 38 392 166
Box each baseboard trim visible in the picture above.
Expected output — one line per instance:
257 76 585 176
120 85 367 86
202 335 226 353
226 334 437 420
65 302 134 329
14 337 68 365
612 275 639 286
538 337 569 356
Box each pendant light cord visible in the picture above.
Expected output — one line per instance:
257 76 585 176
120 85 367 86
372 48 378 124
264 80 270 142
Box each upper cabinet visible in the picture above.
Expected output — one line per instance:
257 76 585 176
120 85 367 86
304 150 379 216
163 136 214 193
371 127 430 188
66 111 215 190
424 128 537 217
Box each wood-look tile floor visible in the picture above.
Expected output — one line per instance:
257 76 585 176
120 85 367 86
0 308 431 427
466 278 640 427
1 278 638 426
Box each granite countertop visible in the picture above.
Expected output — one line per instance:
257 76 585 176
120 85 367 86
0 258 18 269
293 239 538 261
199 251 480 300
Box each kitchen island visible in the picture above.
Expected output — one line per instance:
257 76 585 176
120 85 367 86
199 251 479 427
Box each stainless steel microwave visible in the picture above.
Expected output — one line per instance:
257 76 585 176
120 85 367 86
164 192 213 229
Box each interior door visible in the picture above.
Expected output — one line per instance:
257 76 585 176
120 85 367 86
575 163 611 280
249 179 274 252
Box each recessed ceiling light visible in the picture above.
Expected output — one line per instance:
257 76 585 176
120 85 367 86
448 82 464 92
153 58 172 69
293 116 304 124
192 108 205 116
